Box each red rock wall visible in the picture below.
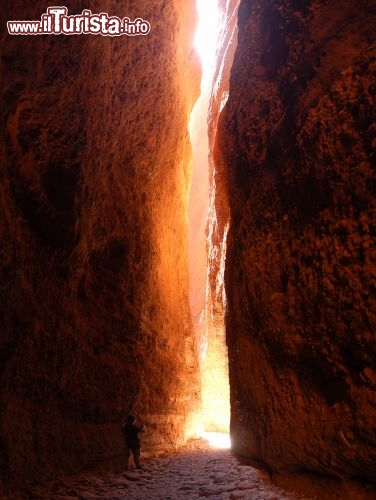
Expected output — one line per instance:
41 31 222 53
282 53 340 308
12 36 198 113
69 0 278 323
213 0 376 481
0 0 200 489
207 0 239 341
202 0 239 434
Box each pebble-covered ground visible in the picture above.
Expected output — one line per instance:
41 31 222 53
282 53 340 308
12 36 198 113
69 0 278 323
7 439 308 500
4 438 373 499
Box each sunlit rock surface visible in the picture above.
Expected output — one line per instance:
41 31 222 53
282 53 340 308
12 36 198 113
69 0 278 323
0 0 201 490
202 0 240 434
213 0 375 483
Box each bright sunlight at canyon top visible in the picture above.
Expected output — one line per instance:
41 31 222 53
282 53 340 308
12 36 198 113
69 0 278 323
194 0 220 81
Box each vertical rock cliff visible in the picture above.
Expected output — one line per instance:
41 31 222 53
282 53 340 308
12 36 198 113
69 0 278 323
0 0 200 489
203 0 240 433
212 0 375 483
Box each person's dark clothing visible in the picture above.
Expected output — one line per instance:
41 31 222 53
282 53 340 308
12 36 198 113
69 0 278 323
123 424 143 450
123 422 144 469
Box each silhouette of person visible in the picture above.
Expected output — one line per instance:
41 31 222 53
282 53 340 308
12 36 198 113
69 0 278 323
123 415 145 470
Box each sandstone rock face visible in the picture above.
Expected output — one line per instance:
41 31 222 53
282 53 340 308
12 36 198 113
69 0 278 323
202 0 240 434
213 0 376 482
1 0 200 489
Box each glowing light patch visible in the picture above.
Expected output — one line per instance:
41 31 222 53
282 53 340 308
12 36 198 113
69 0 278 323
202 431 231 449
194 0 220 73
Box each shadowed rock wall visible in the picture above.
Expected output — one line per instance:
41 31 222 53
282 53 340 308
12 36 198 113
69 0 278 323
213 0 376 482
0 0 200 489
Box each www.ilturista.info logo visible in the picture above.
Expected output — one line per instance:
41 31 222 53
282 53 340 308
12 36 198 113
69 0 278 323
7 6 151 36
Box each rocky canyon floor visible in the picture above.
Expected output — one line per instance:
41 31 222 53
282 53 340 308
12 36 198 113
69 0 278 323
4 439 374 500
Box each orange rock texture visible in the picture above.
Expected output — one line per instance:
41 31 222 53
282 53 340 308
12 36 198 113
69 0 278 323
0 0 201 489
212 0 376 482
201 0 240 434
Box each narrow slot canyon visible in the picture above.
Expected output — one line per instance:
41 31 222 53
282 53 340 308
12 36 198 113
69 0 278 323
188 0 230 440
0 1 375 499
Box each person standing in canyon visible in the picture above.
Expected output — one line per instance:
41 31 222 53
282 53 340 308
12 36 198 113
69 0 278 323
123 414 146 470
